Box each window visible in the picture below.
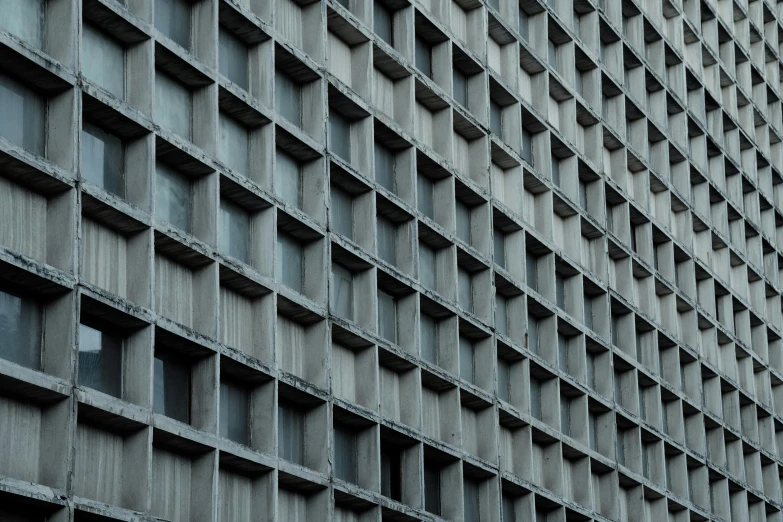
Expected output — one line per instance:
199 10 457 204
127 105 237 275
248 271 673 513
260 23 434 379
220 379 249 445
78 323 123 397
497 358 510 402
578 178 588 208
275 72 302 127
560 394 570 436
329 110 351 161
490 100 502 136
459 335 475 383
219 198 250 263
155 162 191 232
219 26 249 90
81 122 125 197
526 252 538 291
415 36 432 78
277 232 303 293
331 185 354 239
218 112 249 175
463 479 481 522
487 0 499 9
380 443 402 500
494 229 506 268
518 8 529 41
155 70 191 139
276 149 303 209
527 313 539 353
377 216 396 264
584 295 594 330
420 314 437 364
83 23 125 99
458 267 473 313
334 426 358 483
1 0 44 48
419 242 436 289
548 39 557 68
455 200 471 244
502 494 516 522
555 272 565 309
278 401 305 465
155 0 191 49
0 288 42 370
495 294 508 336
374 142 395 192
424 462 441 515
453 69 468 107
332 263 354 320
521 127 533 164
530 377 542 420
378 289 397 344
551 153 560 186
417 173 434 219
374 1 393 45
0 73 45 155
153 351 190 424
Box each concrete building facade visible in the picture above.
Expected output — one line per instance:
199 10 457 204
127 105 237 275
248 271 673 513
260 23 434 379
2 0 783 520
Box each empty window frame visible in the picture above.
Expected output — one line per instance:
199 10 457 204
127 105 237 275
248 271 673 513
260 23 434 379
218 112 250 175
332 262 354 320
153 351 191 424
420 313 438 364
333 425 358 483
455 199 472 244
458 267 474 313
155 0 191 49
276 149 303 209
0 72 45 155
417 172 435 219
374 1 393 45
495 293 508 336
218 25 249 90
81 121 125 197
275 71 302 127
78 322 123 397
278 401 305 465
463 478 481 522
453 68 468 107
219 198 250 263
375 142 396 192
419 241 437 289
0 288 42 370
220 379 249 445
424 461 441 515
497 357 511 402
378 289 397 344
377 215 397 265
82 23 125 99
380 442 402 500
155 70 192 139
490 99 502 136
330 184 354 239
459 335 475 383
329 110 352 161
415 36 433 78
494 229 506 268
277 232 304 293
155 162 192 232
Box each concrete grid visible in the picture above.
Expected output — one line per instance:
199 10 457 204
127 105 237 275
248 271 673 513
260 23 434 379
2 0 783 520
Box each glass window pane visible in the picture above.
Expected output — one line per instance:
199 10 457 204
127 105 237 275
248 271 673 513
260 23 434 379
490 100 502 136
331 185 353 239
374 2 393 44
332 263 354 320
456 200 471 244
498 359 510 402
0 0 44 48
526 253 538 290
155 162 191 232
453 70 468 107
278 403 304 464
0 73 45 155
276 150 302 209
78 323 123 397
424 464 441 514
334 427 357 483
377 216 396 265
415 36 432 78
220 380 249 445
521 127 533 164
502 495 516 522
419 242 436 289
219 26 249 90
417 173 434 218
81 122 125 197
275 72 302 127
420 314 437 364
83 23 125 99
494 230 505 268
277 233 303 293
374 142 395 191
496 294 507 336
155 71 191 139
551 153 560 186
153 353 190 424
155 0 191 49
378 290 397 344
329 111 352 161
218 112 250 175
458 267 473 313
380 445 401 500
459 335 474 383
528 313 538 353
584 296 593 330
463 479 480 522
556 273 565 309
0 288 42 370
219 198 250 263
